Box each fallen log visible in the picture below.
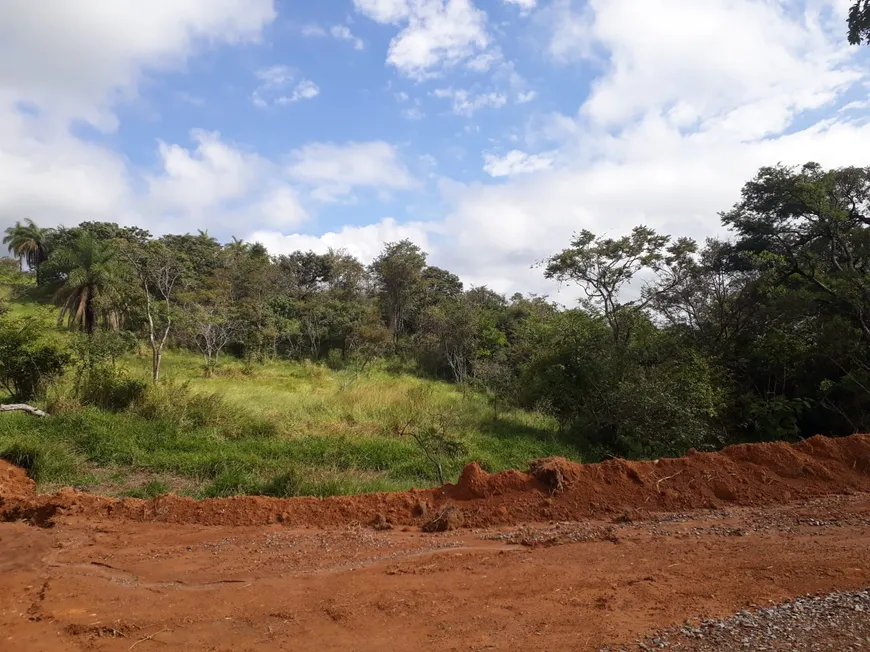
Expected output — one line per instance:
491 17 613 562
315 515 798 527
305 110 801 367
0 404 49 417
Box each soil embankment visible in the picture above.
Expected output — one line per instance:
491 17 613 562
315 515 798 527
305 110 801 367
2 433 869 529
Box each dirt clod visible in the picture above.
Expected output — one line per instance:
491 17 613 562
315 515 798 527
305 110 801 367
422 505 464 532
528 457 573 493
371 513 393 531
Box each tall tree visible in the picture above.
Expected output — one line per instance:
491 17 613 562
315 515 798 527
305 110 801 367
722 162 870 342
370 239 427 339
3 221 27 271
120 241 186 383
47 233 126 333
544 227 697 345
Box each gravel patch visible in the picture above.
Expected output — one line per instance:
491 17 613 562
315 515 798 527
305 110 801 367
602 589 870 651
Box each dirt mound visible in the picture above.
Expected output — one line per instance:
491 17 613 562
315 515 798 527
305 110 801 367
0 458 35 499
2 434 870 530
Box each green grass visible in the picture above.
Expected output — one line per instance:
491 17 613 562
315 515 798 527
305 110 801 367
0 275 581 498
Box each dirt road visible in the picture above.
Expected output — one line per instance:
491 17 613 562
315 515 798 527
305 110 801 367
2 435 870 651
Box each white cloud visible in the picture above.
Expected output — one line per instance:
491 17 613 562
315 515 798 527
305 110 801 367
330 25 365 50
287 142 415 202
250 218 433 263
434 88 507 116
253 187 309 228
418 0 870 296
0 104 132 229
0 0 276 128
302 24 327 37
503 0 537 14
144 130 308 231
355 0 492 78
148 130 262 212
0 0 277 238
402 103 426 120
483 150 554 177
252 66 319 107
282 80 321 104
551 0 857 132
467 49 503 72
352 0 410 24
516 90 537 104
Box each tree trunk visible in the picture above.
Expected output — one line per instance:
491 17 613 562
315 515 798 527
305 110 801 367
0 404 49 417
152 348 161 383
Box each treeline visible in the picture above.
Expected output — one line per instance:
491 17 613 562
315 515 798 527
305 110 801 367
4 161 870 459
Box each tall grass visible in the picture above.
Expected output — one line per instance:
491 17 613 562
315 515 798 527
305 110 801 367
0 278 581 498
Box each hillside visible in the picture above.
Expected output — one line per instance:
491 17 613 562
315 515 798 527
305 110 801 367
0 271 579 499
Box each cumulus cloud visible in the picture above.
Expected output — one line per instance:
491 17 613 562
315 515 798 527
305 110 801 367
287 142 416 202
354 0 491 78
144 130 308 232
352 0 410 24
412 0 869 296
249 218 433 263
483 150 554 177
0 0 276 128
0 0 277 235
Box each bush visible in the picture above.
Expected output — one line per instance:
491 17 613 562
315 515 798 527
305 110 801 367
77 366 148 411
133 380 277 439
0 315 70 400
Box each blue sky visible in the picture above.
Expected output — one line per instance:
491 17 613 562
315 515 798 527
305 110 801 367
2 0 870 296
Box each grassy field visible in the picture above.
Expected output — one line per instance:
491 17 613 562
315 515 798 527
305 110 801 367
0 275 580 499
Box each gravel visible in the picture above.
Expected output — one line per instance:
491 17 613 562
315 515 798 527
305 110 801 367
601 589 870 651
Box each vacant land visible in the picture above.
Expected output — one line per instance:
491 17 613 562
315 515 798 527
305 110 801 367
0 275 579 500
0 354 577 499
1 434 869 651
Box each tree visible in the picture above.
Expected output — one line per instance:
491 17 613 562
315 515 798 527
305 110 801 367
3 219 53 281
370 240 427 340
722 163 870 342
849 1 870 44
120 241 185 383
185 303 239 375
390 385 466 484
420 266 463 307
544 227 697 345
0 314 70 400
47 233 126 333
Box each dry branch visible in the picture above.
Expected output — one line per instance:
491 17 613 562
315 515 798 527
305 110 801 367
0 404 49 417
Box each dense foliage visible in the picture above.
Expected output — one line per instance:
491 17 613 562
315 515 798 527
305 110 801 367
5 162 870 460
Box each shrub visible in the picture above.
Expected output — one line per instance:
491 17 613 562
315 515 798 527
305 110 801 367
0 315 70 400
77 366 148 412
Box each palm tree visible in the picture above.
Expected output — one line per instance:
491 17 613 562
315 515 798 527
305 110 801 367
50 233 124 333
3 221 27 271
3 219 54 282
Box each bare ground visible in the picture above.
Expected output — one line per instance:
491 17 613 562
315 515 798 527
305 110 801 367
2 434 870 651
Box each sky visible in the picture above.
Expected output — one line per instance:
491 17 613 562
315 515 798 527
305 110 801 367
1 0 869 299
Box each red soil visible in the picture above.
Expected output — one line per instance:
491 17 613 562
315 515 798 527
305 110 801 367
0 457 35 499
2 434 870 651
2 433 869 530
